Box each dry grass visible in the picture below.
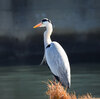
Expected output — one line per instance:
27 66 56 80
46 80 92 99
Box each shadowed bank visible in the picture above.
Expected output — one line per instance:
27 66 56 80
0 33 100 66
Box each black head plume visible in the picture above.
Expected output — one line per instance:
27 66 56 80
42 18 51 23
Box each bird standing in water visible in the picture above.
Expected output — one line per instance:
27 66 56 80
33 18 71 88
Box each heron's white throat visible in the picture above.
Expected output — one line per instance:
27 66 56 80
44 23 53 48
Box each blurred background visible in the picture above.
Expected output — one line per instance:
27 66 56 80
0 0 100 99
0 0 100 65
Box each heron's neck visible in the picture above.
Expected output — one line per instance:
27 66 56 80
44 24 53 48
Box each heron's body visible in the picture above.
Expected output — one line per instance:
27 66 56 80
45 42 70 87
33 18 71 88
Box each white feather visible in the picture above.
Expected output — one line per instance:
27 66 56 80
45 41 71 87
40 53 46 65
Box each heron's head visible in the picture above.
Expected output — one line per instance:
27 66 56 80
33 18 51 28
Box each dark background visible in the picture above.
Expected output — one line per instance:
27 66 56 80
0 0 100 65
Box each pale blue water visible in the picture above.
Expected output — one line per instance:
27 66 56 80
0 64 100 99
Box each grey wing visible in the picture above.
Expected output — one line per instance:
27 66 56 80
45 42 71 87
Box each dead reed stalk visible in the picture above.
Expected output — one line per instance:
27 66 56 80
46 80 92 99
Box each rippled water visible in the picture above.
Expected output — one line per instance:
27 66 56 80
0 64 100 99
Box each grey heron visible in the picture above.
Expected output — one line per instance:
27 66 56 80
33 18 71 88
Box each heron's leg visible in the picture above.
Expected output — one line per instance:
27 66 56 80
53 76 56 83
53 74 60 82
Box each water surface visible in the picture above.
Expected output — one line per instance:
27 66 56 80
0 64 100 99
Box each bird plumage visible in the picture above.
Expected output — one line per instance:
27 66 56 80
45 41 71 88
33 18 71 88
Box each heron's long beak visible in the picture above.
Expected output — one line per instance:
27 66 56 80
33 22 42 28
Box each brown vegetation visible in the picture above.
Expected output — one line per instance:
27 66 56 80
46 80 92 99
